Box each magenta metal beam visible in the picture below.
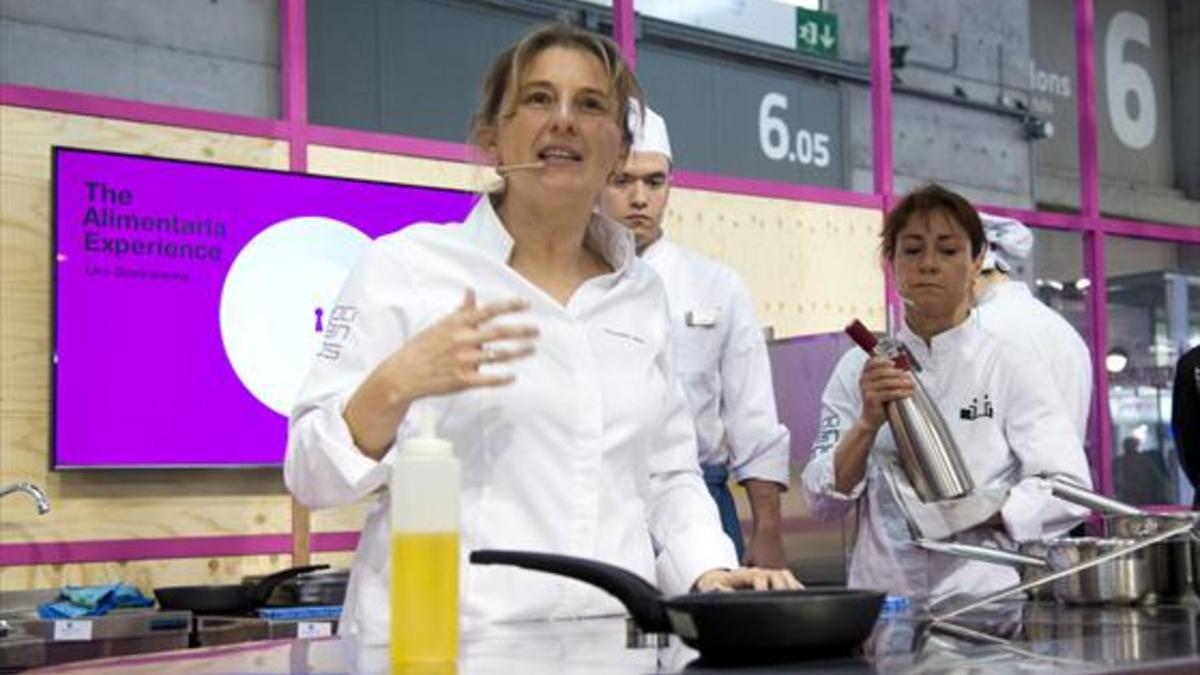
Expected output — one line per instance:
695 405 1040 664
1075 0 1113 495
0 532 360 566
868 0 900 332
868 0 893 198
1097 215 1200 243
280 0 308 171
0 83 289 139
1084 230 1112 495
307 124 475 164
673 169 883 209
613 0 636 69
1075 0 1100 219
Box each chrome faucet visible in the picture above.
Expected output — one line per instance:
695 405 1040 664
0 482 50 514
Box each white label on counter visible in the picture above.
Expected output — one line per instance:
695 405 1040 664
297 621 333 638
53 619 93 641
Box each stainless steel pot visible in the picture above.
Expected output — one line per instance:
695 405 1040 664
1044 475 1200 604
920 538 1153 605
1106 513 1199 604
1018 540 1053 600
1044 537 1154 605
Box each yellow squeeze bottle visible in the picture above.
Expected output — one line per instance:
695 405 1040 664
390 405 460 666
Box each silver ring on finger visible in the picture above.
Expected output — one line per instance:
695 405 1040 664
481 346 498 364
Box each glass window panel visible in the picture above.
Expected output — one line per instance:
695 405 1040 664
1026 227 1091 354
0 0 280 118
1106 236 1200 506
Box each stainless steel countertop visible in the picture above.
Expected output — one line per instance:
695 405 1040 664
24 601 1200 674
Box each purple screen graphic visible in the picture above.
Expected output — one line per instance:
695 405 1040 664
53 148 476 468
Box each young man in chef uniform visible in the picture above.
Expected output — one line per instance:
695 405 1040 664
600 105 792 568
973 214 1093 440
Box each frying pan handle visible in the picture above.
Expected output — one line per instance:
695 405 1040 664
916 540 1048 568
250 564 331 605
470 550 671 633
1040 474 1145 516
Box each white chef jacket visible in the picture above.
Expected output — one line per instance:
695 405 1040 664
977 280 1093 439
800 312 1091 599
285 197 736 644
641 237 790 485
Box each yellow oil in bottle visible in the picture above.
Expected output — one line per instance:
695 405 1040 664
390 531 459 667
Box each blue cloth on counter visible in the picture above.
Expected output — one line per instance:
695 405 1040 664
256 605 343 621
37 583 155 619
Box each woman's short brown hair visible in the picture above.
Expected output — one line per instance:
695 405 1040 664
470 22 643 150
882 184 986 260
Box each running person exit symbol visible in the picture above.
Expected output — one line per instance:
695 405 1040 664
795 7 838 58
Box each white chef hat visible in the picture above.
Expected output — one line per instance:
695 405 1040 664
628 101 673 163
979 212 1034 273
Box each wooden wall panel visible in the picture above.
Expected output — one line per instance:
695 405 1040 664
307 145 491 192
0 106 365 593
666 189 886 337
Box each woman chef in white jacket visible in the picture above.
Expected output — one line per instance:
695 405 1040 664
801 184 1092 600
285 23 798 644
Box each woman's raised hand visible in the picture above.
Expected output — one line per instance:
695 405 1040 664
388 288 539 398
344 289 538 457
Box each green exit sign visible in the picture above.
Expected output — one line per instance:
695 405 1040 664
795 7 838 58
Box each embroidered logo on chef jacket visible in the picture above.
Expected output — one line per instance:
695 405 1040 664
684 308 719 328
811 410 841 455
960 394 995 421
317 305 359 361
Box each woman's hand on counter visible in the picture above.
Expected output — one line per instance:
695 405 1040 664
693 567 803 593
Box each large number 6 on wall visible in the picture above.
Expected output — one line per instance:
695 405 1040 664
1105 10 1156 150
759 92 790 161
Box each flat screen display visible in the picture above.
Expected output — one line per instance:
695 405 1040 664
52 147 477 468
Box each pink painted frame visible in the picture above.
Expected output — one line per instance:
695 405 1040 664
1 0 1196 567
0 532 360 567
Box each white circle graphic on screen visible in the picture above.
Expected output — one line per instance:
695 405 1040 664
219 216 371 416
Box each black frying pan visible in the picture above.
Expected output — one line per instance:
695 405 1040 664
470 550 884 664
154 564 329 615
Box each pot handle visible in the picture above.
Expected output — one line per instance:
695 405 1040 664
470 550 671 633
916 540 1048 568
249 564 331 606
1040 474 1145 516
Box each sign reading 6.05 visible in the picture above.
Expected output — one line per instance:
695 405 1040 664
759 93 832 168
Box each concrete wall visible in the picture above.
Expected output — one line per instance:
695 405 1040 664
0 0 279 117
834 0 1035 207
